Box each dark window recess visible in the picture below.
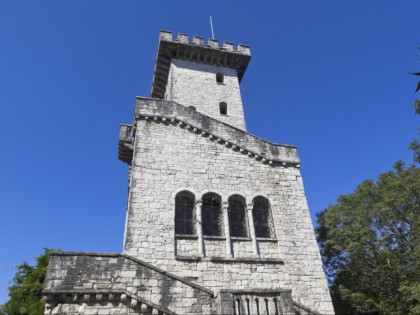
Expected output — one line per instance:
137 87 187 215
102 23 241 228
228 195 248 237
253 197 273 238
175 192 195 235
202 193 223 236
188 106 196 111
216 72 224 83
219 102 227 115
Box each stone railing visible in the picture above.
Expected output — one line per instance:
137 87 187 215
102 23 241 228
217 289 295 315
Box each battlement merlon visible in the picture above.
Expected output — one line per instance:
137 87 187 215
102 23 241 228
150 30 251 99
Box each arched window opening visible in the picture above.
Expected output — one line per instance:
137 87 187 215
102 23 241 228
188 106 196 111
216 72 224 84
202 193 223 236
219 102 227 115
252 196 273 238
175 191 195 235
228 195 248 237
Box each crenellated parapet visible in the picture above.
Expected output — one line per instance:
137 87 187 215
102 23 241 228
151 31 251 99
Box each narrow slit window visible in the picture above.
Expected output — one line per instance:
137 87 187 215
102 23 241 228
216 72 224 83
219 102 227 115
252 196 274 238
228 195 248 237
202 193 223 236
175 191 195 235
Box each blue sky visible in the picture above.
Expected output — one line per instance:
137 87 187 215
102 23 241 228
0 1 419 303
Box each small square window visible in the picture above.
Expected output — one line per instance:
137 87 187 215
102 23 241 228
216 72 224 84
219 102 227 115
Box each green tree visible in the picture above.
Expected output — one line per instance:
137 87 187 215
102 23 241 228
316 163 420 314
3 249 53 315
409 48 420 163
409 99 420 163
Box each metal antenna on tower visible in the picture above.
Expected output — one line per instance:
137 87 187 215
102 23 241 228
210 16 215 39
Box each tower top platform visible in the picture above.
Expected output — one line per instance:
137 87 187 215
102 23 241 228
151 31 251 99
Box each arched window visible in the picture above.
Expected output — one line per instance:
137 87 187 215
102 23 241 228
216 72 224 84
252 196 273 238
219 102 227 115
228 195 248 237
175 191 195 235
202 193 223 236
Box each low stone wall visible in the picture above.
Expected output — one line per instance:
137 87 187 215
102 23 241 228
43 252 214 315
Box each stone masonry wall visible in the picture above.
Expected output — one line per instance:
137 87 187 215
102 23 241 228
166 59 247 130
123 118 334 314
43 252 214 315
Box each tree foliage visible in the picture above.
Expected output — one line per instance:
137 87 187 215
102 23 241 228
3 249 53 315
409 99 420 163
316 163 420 314
409 47 420 163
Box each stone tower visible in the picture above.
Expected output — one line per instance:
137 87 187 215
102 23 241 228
43 31 335 315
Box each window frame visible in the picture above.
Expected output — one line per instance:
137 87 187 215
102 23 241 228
201 193 224 237
228 195 248 238
216 72 224 84
219 102 228 116
252 196 275 239
175 191 196 236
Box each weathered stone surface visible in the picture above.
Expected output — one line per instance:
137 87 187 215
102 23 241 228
123 115 332 313
44 30 335 315
134 97 300 165
44 252 211 315
151 31 251 100
165 59 247 130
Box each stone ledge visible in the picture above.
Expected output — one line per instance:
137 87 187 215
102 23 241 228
210 257 284 264
174 255 284 265
203 235 226 240
220 288 292 294
175 234 199 239
175 255 201 262
256 237 278 242
230 237 252 241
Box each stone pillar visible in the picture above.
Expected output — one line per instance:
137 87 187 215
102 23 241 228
196 201 204 257
222 201 233 257
247 203 259 256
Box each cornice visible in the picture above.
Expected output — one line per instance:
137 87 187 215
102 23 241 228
133 98 300 168
151 31 251 99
